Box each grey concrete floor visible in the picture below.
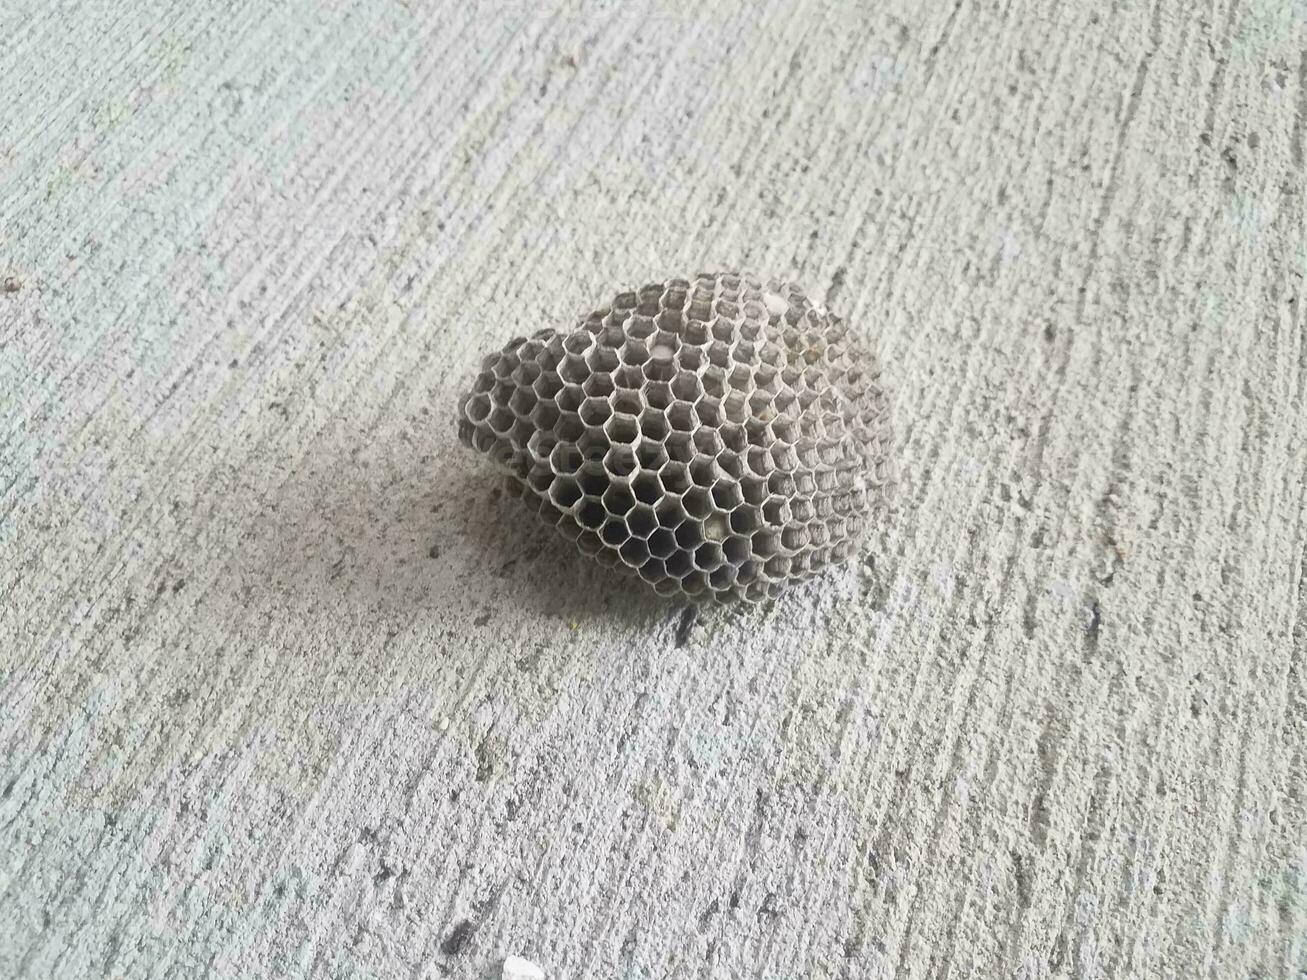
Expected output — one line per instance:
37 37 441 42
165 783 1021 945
2 1 1306 977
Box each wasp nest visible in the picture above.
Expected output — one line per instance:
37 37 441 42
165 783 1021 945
456 273 891 602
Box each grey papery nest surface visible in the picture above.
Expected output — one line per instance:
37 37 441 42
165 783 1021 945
456 272 892 602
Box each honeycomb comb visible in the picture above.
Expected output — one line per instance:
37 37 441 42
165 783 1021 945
457 273 891 602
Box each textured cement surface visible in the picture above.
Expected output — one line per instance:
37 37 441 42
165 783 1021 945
2 1 1306 978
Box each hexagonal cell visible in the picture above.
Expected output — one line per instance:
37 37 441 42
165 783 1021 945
527 429 556 462
619 338 650 367
601 518 629 547
664 432 696 464
509 387 537 418
469 427 496 455
664 401 694 433
462 392 492 423
537 343 563 372
706 340 732 369
550 442 583 475
645 348 676 382
575 498 607 531
653 577 682 598
683 319 710 345
674 521 703 550
627 315 657 340
729 362 756 391
722 392 748 425
769 472 797 497
791 498 815 522
670 372 702 402
656 498 686 528
620 537 650 566
703 511 729 542
679 488 711 522
583 372 616 399
692 395 720 428
658 461 690 495
711 317 736 343
644 381 673 411
525 466 553 495
803 365 827 388
702 365 728 398
579 396 611 427
525 402 556 433
638 407 670 442
563 331 594 356
575 427 608 461
585 345 619 373
554 412 584 442
560 353 589 385
548 475 583 510
678 347 706 374
651 325 682 352
610 390 643 416
683 426 717 458
576 530 604 556
753 364 780 391
680 570 709 597
729 507 761 535
689 457 716 489
602 484 635 516
694 543 723 572
734 340 757 364
739 448 769 479
647 528 676 560
625 504 657 538
709 565 737 591
636 438 669 470
715 452 745 481
556 383 584 413
761 496 791 525
751 529 780 558
603 413 639 446
770 443 798 471
510 418 534 448
722 535 750 565
596 320 626 347
632 471 662 506
711 482 744 511
603 445 638 479
488 408 515 436
611 360 643 391
637 557 666 583
577 463 609 497
471 371 496 394
781 526 809 551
